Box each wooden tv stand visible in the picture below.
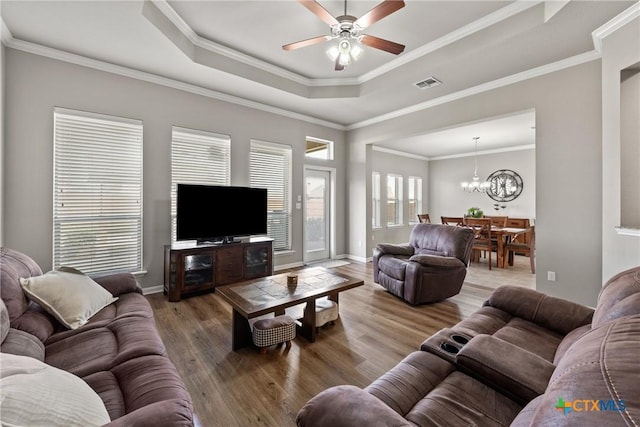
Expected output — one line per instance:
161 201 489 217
163 237 273 302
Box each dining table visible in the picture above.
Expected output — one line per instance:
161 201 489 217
491 226 530 268
464 224 530 269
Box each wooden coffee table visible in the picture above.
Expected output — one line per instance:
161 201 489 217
216 267 364 350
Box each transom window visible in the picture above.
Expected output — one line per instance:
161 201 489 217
305 137 333 160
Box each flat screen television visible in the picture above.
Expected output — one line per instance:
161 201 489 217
177 184 268 244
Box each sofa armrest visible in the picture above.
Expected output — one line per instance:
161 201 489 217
93 273 143 296
103 399 193 427
296 385 411 427
456 334 555 405
483 285 594 335
409 254 465 269
375 243 414 256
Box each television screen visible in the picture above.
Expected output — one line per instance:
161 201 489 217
177 184 268 243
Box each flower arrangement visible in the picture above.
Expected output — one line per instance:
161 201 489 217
466 207 484 218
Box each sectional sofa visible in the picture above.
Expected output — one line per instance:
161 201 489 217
297 266 640 426
0 247 193 426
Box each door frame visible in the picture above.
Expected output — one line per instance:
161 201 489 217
303 165 336 264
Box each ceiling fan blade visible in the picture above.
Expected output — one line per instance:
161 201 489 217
282 35 331 51
354 0 405 29
335 57 345 71
298 0 339 26
360 34 405 55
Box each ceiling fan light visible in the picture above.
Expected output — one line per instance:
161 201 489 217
351 44 363 60
326 46 339 61
338 52 351 66
338 39 351 54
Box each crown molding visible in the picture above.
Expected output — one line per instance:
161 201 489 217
347 50 601 130
2 36 346 130
371 145 430 161
2 32 601 134
360 1 542 82
592 2 640 52
148 0 312 86
430 144 536 161
147 0 542 89
372 143 535 161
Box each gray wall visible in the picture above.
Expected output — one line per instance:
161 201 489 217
429 149 535 225
620 69 639 228
350 60 604 306
3 48 346 289
601 14 640 281
0 43 4 246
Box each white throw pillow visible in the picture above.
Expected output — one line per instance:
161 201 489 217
0 352 111 426
19 267 118 329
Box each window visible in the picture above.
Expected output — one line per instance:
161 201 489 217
305 137 333 160
171 127 231 242
250 140 292 251
53 108 142 275
372 171 381 228
408 176 423 223
387 174 403 226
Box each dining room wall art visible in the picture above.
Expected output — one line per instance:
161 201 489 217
486 169 523 202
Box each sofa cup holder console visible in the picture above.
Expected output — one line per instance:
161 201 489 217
421 328 473 362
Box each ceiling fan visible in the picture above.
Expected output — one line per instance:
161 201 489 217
283 0 406 71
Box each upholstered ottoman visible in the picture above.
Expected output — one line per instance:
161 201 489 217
315 298 338 331
252 314 296 354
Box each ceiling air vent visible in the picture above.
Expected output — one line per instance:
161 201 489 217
414 77 442 89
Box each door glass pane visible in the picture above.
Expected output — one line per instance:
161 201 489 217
306 176 326 251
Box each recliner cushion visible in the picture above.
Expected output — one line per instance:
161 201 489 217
376 272 405 298
512 314 640 426
377 255 409 281
45 315 167 378
365 351 522 426
492 318 562 362
592 266 640 329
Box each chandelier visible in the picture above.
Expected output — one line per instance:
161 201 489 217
461 137 490 193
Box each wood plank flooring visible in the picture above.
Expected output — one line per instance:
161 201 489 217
146 260 530 427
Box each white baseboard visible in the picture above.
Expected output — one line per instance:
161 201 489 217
142 285 164 295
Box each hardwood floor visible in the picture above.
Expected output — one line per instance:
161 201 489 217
146 260 524 427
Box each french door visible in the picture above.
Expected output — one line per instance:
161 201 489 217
304 167 332 263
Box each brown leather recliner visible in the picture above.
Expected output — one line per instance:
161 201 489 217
297 266 640 427
373 223 474 304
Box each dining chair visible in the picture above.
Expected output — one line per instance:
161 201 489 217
441 216 464 226
505 218 532 254
417 213 431 223
463 217 496 270
484 215 508 227
504 225 535 273
505 218 530 229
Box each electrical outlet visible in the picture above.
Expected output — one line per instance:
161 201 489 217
547 271 556 282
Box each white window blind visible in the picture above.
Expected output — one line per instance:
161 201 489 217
408 176 423 223
387 174 403 226
372 171 381 228
170 127 231 242
53 108 143 275
250 140 291 251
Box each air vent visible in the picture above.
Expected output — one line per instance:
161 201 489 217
415 77 442 89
